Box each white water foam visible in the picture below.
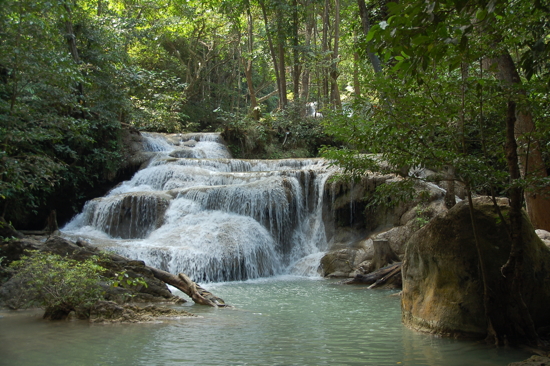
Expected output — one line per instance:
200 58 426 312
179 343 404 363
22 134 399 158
63 132 335 282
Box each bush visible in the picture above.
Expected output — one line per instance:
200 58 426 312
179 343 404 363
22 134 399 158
9 251 107 319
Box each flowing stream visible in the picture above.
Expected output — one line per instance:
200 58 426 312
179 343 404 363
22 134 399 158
0 133 531 365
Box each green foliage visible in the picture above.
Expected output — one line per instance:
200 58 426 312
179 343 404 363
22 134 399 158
219 102 333 159
9 251 107 314
0 0 133 226
112 270 148 290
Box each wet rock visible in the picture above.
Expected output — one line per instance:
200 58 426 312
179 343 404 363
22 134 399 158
536 229 550 247
169 147 195 159
88 300 196 323
402 197 550 338
508 355 550 366
320 248 370 277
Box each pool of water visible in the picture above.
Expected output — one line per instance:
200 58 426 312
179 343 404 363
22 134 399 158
0 276 529 366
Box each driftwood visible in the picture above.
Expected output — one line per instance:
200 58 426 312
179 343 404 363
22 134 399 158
344 262 402 289
148 267 226 307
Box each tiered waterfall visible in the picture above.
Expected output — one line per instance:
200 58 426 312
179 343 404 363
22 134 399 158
63 133 335 282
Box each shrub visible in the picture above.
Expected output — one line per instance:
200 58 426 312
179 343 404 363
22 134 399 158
9 251 107 319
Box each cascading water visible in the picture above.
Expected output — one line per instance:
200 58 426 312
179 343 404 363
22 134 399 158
63 132 334 282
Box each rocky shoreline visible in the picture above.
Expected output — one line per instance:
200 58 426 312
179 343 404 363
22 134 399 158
0 235 222 322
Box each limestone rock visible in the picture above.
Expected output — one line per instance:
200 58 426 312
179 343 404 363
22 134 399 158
402 197 550 338
320 248 370 277
169 147 195 159
536 229 550 247
88 300 196 323
508 355 550 366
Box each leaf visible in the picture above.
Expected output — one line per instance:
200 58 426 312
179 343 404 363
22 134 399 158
365 26 379 43
475 9 487 20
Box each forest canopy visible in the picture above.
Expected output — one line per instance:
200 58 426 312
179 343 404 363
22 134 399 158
0 0 549 232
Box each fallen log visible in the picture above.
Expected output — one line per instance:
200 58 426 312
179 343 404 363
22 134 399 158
147 267 226 307
367 263 402 289
344 262 402 289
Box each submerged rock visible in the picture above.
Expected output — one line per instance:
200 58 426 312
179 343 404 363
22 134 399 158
401 197 550 338
508 355 550 366
88 301 196 323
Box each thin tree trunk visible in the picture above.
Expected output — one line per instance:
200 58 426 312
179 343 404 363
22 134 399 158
357 0 382 74
492 53 550 231
300 1 314 101
244 5 259 119
292 0 300 99
259 0 283 109
63 4 84 103
353 33 361 97
321 0 330 101
330 0 341 107
277 11 288 109
491 100 540 346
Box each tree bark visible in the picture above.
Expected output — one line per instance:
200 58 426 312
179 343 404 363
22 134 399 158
345 262 402 288
244 5 259 120
330 0 342 107
259 0 283 109
292 0 300 99
300 2 314 101
490 53 550 231
147 267 225 307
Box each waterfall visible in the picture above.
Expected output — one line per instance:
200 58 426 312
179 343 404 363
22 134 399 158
63 132 334 282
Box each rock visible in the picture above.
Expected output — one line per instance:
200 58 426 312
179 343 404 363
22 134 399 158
169 147 195 158
0 238 41 265
402 196 550 338
508 355 550 366
88 300 196 323
536 230 550 247
536 230 550 241
0 236 184 308
320 248 370 277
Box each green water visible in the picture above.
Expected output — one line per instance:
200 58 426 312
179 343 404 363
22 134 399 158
0 276 529 366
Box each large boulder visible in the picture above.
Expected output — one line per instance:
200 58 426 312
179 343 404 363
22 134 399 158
402 197 550 338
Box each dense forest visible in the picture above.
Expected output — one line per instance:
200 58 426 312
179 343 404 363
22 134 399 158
1 0 549 234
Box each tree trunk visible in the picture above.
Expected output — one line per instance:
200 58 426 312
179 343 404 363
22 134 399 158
300 3 314 101
353 33 361 97
329 0 341 107
277 16 288 109
292 0 300 99
244 6 259 120
357 0 382 74
492 53 550 231
321 0 330 101
259 0 283 109
345 262 402 288
370 239 400 272
488 100 540 346
147 267 225 307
